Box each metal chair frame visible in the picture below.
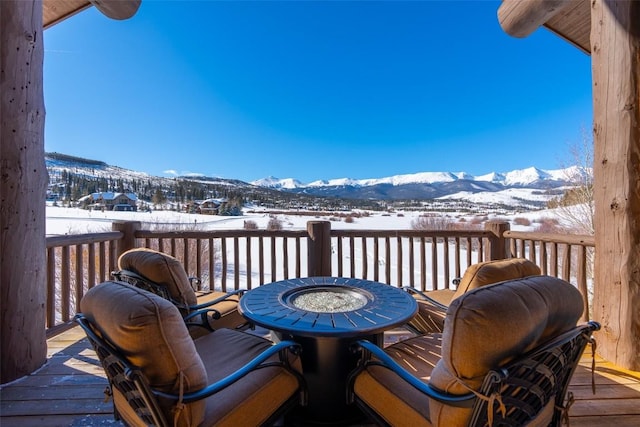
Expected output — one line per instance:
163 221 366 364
347 321 600 427
112 269 248 331
75 313 306 427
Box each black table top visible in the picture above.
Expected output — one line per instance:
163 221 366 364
238 277 418 338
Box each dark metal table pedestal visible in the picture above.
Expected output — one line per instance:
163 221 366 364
274 333 383 425
239 277 418 426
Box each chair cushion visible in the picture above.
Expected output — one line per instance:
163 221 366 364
452 257 541 301
194 328 302 426
408 259 540 335
421 289 455 306
80 280 207 426
195 291 247 330
429 275 584 425
354 334 443 426
118 248 197 306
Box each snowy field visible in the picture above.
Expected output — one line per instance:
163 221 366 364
46 205 552 289
46 205 544 236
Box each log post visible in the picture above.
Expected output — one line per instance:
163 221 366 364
112 221 141 260
484 221 510 261
591 0 640 370
307 221 331 276
0 0 48 383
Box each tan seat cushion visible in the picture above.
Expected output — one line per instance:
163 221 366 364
195 291 246 330
409 258 541 334
118 248 197 306
428 275 584 426
421 289 455 307
80 280 207 427
354 334 443 426
194 328 302 427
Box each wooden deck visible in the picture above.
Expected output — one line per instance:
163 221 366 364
1 327 639 426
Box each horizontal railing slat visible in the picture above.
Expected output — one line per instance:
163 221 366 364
504 231 595 247
46 232 123 248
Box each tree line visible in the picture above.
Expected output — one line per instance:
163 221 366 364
47 169 384 214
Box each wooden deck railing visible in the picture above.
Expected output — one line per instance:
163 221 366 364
330 229 492 290
44 219 595 334
134 228 310 291
45 231 123 336
505 230 595 321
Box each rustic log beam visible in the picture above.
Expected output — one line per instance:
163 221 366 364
1 0 48 384
498 0 572 38
43 0 141 29
591 0 640 371
89 0 141 20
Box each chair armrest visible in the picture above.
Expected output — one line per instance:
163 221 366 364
182 308 222 333
188 276 202 291
350 339 475 408
189 289 245 311
153 340 305 404
402 286 449 311
183 308 222 322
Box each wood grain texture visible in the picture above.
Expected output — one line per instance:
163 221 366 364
0 0 48 384
43 0 141 28
498 0 570 37
591 0 640 371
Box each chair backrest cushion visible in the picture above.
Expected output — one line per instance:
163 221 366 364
80 280 207 426
453 258 541 300
429 275 584 425
118 248 197 306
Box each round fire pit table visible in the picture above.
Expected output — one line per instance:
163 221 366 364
238 276 418 425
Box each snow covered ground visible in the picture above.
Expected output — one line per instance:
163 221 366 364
46 205 547 236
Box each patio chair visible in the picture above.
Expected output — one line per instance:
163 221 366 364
76 280 307 427
404 258 541 334
112 247 249 336
347 275 599 427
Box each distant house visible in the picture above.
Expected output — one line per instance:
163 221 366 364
78 192 138 211
193 198 226 215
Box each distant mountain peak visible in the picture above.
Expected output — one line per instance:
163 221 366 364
475 171 506 182
503 167 551 186
252 166 574 189
252 176 304 189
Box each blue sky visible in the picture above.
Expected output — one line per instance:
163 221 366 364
43 0 592 184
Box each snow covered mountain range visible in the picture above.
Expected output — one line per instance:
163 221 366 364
46 152 587 210
252 167 578 189
250 166 586 204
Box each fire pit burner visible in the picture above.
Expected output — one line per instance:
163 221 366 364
284 286 370 313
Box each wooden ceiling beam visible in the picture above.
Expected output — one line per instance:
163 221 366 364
498 0 572 38
43 1 91 29
43 0 140 29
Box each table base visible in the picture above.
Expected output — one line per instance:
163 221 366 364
274 332 383 426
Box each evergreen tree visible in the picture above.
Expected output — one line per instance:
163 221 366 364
152 188 166 208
